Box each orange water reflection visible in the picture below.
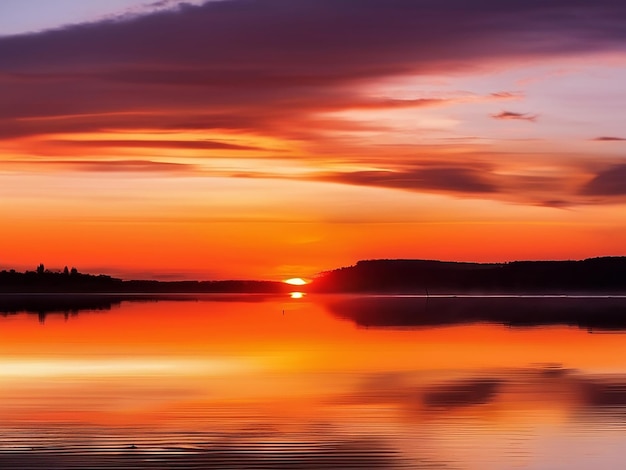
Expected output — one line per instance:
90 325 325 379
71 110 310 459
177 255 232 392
2 295 626 468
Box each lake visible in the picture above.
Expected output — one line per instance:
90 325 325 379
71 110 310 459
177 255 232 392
2 294 626 469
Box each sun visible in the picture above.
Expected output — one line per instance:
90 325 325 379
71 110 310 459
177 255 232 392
284 277 307 286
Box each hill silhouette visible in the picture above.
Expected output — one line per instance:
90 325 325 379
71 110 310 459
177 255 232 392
311 257 626 294
2 257 626 294
0 265 288 294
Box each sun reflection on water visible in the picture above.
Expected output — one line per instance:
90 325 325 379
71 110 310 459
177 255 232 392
3 296 626 469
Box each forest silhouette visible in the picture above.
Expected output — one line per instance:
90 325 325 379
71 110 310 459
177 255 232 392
2 257 626 294
2 258 626 326
311 257 626 294
0 264 288 294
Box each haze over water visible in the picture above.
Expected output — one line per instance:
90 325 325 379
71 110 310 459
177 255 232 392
2 294 626 469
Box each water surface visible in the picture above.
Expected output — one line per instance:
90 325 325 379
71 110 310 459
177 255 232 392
2 294 626 469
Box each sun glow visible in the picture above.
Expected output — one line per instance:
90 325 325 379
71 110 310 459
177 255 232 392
285 278 307 286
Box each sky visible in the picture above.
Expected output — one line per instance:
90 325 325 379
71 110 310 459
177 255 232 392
1 0 626 280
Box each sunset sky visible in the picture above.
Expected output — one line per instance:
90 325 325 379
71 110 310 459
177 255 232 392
1 0 626 280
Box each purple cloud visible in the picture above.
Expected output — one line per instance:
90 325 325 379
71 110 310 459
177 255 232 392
318 167 497 194
581 164 626 196
0 0 624 137
44 139 267 151
491 111 538 122
490 91 524 99
22 159 197 173
592 136 626 141
1 0 625 207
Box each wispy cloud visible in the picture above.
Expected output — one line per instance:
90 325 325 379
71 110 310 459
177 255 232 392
318 167 497 195
1 0 623 133
490 91 524 100
11 159 197 174
491 111 538 122
44 139 268 151
1 0 625 205
581 164 626 196
591 136 626 141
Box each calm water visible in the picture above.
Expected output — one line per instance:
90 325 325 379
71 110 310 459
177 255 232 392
2 294 626 469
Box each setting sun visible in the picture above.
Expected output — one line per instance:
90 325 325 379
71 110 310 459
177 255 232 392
285 278 307 286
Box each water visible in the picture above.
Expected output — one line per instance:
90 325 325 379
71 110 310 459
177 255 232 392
2 294 626 469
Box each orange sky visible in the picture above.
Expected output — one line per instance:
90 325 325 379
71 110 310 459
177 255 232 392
1 1 626 280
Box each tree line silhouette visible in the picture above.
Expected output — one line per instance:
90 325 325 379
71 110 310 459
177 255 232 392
2 257 626 294
311 257 626 293
0 264 288 294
